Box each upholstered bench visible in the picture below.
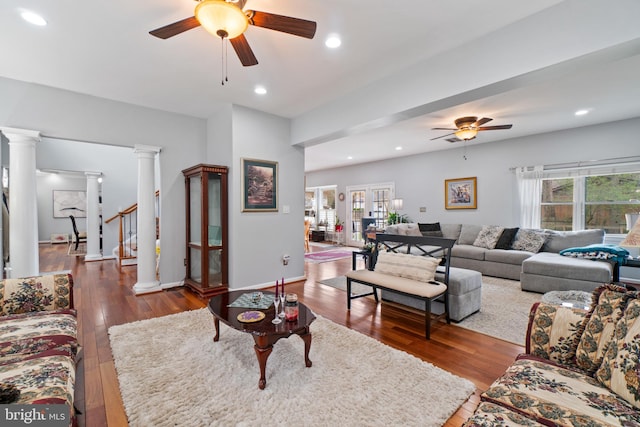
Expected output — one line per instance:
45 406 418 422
345 234 456 339
382 266 482 321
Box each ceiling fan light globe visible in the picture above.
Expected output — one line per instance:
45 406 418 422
195 0 248 39
454 128 478 140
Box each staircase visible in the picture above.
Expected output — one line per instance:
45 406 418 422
105 191 159 269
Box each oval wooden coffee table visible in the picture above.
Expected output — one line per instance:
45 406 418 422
208 290 316 389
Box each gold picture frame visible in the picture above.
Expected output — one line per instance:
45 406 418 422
444 177 477 210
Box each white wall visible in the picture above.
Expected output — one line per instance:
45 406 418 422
226 106 305 288
0 76 206 284
305 117 640 229
35 138 137 253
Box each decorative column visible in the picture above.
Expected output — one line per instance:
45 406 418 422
133 145 161 295
4 128 40 278
84 172 102 261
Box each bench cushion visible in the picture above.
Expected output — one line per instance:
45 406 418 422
346 270 446 298
374 251 439 283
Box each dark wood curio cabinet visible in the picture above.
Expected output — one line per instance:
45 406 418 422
182 164 228 298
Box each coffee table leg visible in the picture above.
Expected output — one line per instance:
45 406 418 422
300 331 313 368
253 344 273 390
212 317 220 342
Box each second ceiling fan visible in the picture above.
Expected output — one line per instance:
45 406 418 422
431 116 513 143
149 0 317 67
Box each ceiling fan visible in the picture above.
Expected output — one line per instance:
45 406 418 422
431 116 513 143
149 0 317 67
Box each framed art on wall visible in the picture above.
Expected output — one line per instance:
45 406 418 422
444 177 477 210
241 158 278 212
53 190 87 218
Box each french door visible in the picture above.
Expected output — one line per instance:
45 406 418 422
346 183 394 246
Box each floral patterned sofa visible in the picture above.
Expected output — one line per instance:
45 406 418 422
0 273 78 426
463 283 640 426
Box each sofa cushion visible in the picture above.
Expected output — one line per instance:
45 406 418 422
458 224 483 245
495 227 519 250
0 310 78 365
542 229 605 253
485 249 533 265
522 252 613 282
0 274 73 316
511 229 547 253
461 401 546 427
418 222 443 237
473 225 505 249
595 295 640 409
405 226 423 237
526 302 586 368
0 349 75 407
575 284 627 375
374 251 439 283
482 356 640 426
440 223 462 241
451 244 486 261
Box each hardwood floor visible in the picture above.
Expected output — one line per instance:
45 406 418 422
39 242 524 427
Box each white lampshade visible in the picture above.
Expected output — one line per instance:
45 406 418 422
391 198 403 210
621 213 640 247
195 0 248 39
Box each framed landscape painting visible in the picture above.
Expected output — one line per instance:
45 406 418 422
53 190 87 218
241 158 278 212
444 177 477 210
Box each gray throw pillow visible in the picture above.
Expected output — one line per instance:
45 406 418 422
511 229 547 253
473 225 505 249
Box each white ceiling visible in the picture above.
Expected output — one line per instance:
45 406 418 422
1 0 640 172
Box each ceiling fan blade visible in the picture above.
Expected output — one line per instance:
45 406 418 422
474 117 493 127
247 10 317 39
478 124 513 130
149 16 200 39
431 127 457 131
230 34 258 66
430 132 455 141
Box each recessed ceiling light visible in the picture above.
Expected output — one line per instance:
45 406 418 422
575 109 590 116
254 86 267 95
347 156 353 160
395 146 402 151
325 34 342 49
21 10 47 26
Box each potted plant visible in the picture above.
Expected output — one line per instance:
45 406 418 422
335 216 344 232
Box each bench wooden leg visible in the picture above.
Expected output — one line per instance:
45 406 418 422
425 299 431 340
347 277 352 309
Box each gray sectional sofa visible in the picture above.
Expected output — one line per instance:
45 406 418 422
383 223 613 293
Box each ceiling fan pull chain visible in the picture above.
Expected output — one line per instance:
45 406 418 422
225 38 229 83
220 36 225 86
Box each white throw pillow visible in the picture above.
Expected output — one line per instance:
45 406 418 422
374 252 439 282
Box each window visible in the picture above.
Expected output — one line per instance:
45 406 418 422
305 186 337 230
541 173 640 233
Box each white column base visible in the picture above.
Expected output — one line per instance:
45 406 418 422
84 254 104 262
133 281 162 295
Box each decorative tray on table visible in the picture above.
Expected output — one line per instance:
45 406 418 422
237 311 266 323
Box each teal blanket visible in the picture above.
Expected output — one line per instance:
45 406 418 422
560 244 630 264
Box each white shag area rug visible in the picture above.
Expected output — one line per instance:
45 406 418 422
109 309 475 427
320 275 541 345
456 276 541 345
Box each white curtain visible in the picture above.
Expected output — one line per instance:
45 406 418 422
516 165 543 229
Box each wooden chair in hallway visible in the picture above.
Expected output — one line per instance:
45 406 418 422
304 220 311 252
68 215 87 253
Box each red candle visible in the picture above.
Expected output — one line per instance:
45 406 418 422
275 280 279 299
